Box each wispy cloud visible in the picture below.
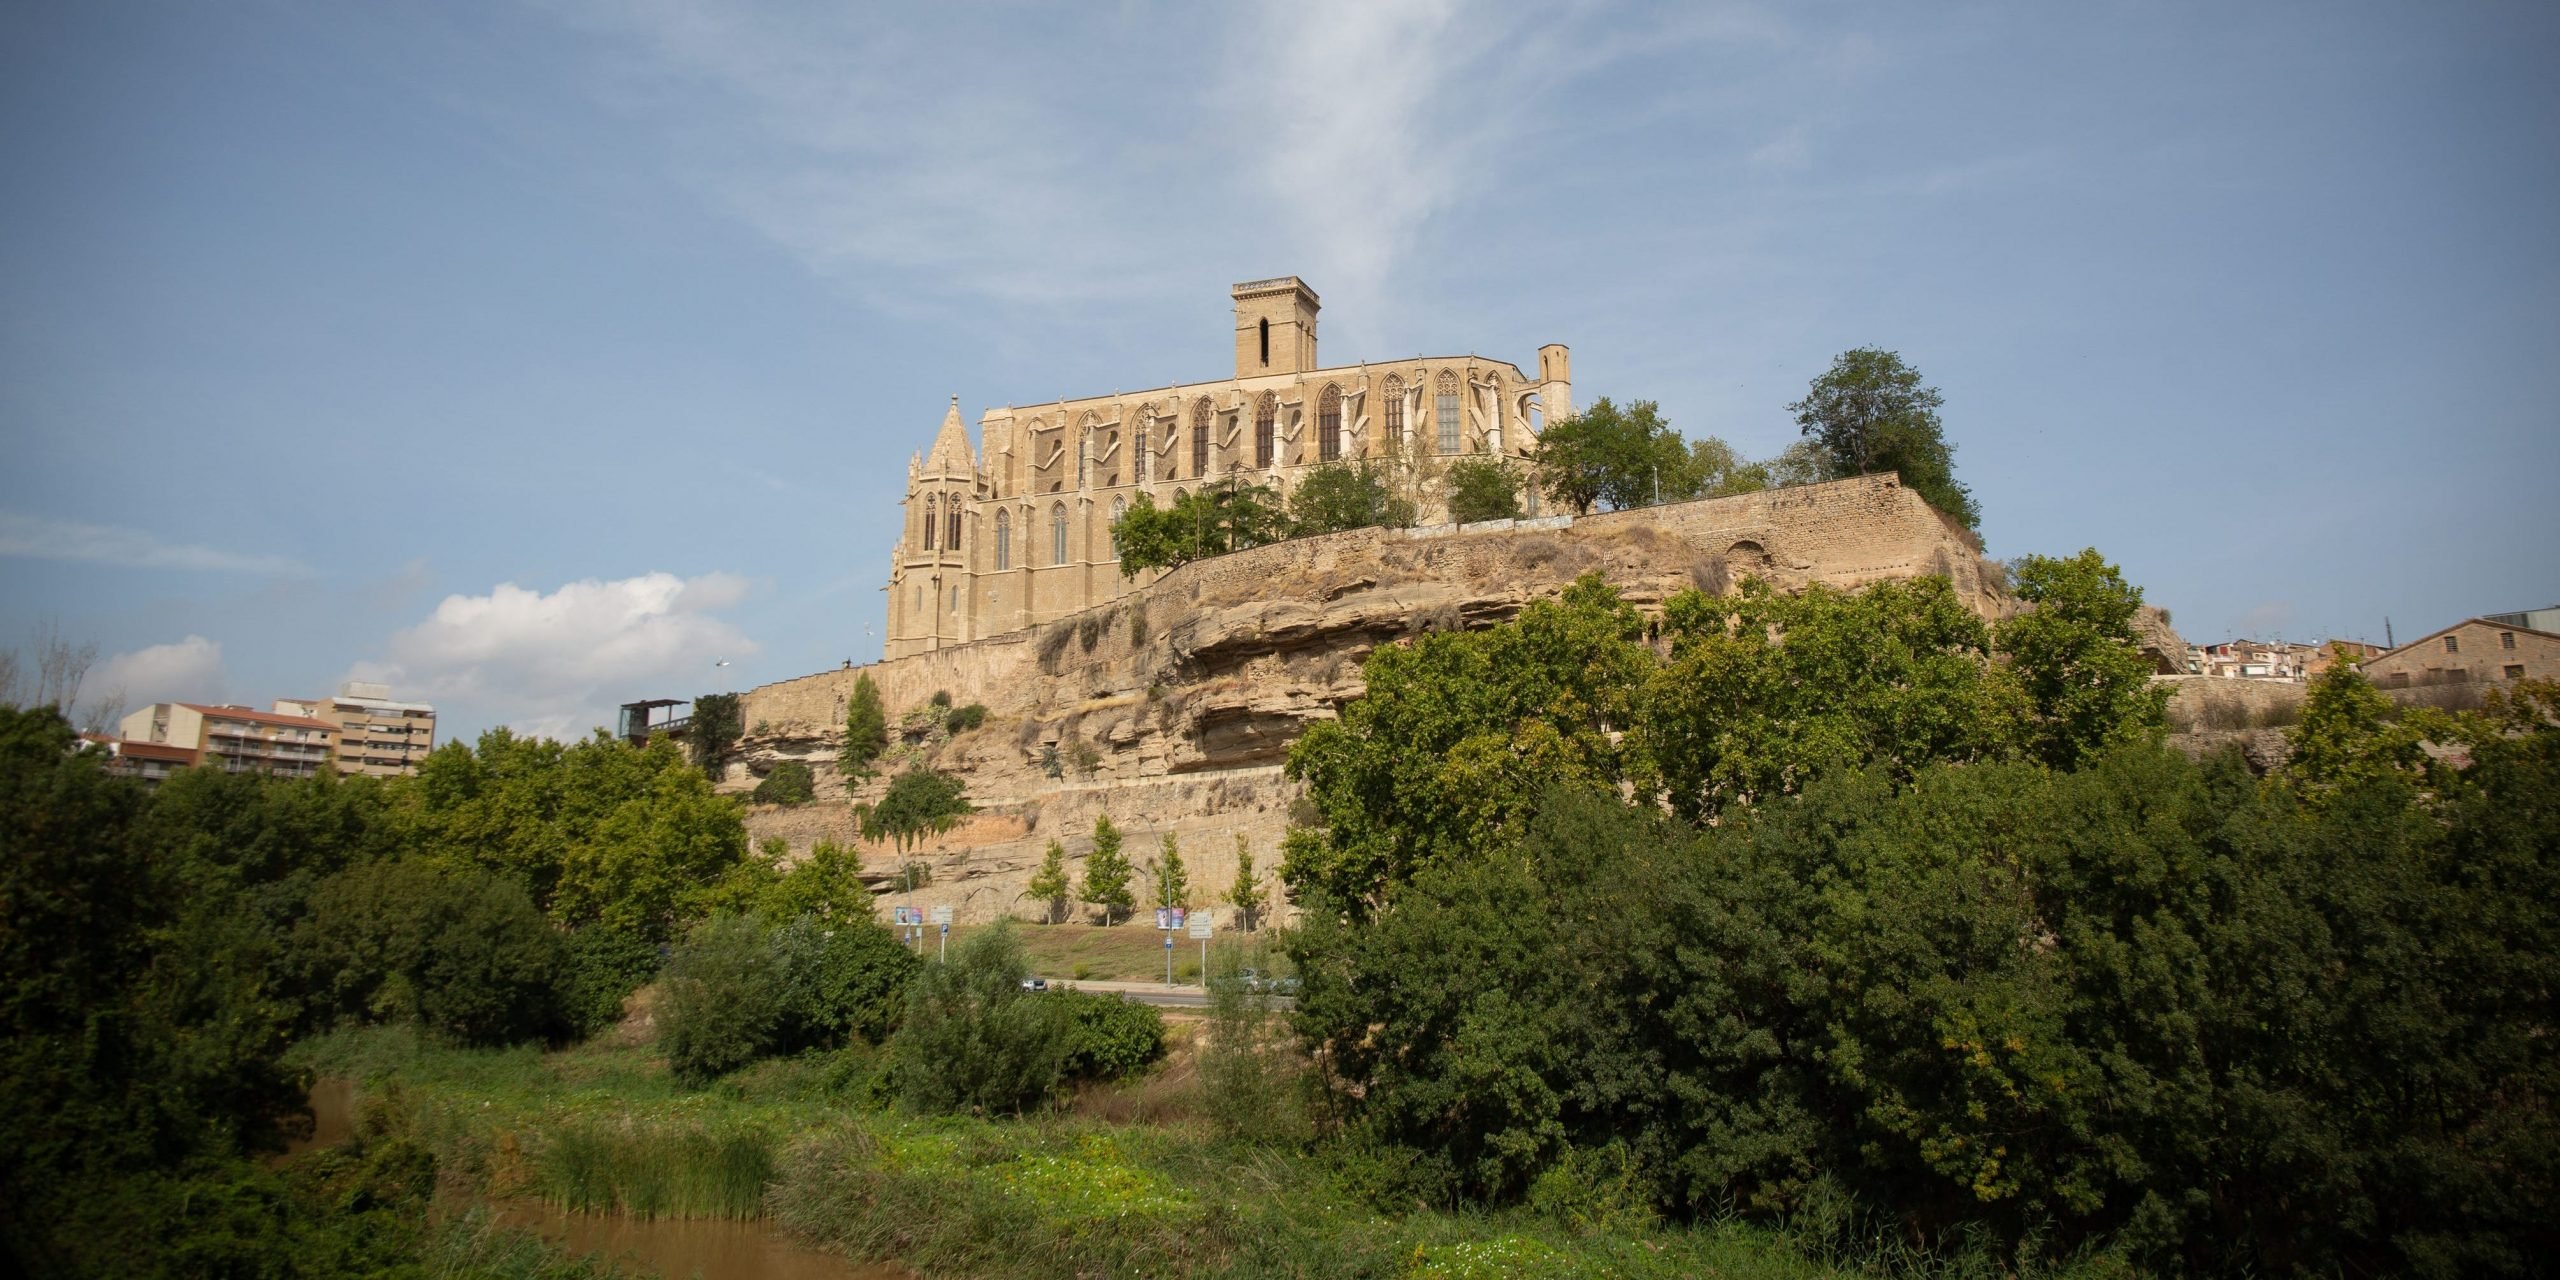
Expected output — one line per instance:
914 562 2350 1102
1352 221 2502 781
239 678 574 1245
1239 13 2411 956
0 510 310 575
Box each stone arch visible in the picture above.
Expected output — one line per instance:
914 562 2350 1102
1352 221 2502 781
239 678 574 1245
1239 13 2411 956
922 493 938 550
945 498 961 552
994 508 1011 570
1726 539 1774 582
1109 496 1126 560
1383 373 1406 451
1051 503 1070 566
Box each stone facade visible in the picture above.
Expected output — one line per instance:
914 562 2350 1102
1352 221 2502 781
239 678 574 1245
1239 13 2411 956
2363 618 2560 690
884 277 1574 658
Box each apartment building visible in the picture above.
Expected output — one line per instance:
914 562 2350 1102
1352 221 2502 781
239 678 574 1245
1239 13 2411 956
276 681 437 777
79 733 198 788
2363 618 2560 690
117 702 337 779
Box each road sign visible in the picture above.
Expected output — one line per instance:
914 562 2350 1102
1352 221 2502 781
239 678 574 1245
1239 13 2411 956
1188 919 1213 940
930 904 954 926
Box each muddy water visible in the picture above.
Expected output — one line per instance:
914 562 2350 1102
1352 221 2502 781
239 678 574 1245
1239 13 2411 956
483 1201 910 1280
297 1079 911 1279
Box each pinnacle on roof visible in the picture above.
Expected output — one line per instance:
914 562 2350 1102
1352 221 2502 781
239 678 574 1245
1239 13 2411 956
924 396 974 475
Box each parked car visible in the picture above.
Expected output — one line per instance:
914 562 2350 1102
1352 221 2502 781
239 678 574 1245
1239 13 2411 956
1019 976 1049 992
1267 976 1301 996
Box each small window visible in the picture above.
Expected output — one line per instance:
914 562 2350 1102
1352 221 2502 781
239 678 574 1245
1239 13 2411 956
1052 504 1069 566
995 509 1011 570
950 587 960 612
922 496 937 550
1258 317 1270 366
2444 635 2460 654
2502 631 2517 650
946 505 961 552
1110 496 1126 559
2506 664 2527 680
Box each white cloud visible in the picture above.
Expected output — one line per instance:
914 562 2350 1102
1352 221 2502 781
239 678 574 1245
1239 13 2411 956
357 571 758 741
89 635 228 714
0 510 309 575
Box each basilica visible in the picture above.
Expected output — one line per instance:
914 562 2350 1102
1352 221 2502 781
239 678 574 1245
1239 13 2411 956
883 277 1574 658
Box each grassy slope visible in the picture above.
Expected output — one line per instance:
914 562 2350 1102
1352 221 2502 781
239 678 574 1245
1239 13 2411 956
292 1027 1874 1280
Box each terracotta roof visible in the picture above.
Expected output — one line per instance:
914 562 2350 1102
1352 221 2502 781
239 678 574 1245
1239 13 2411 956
180 703 337 732
116 740 198 763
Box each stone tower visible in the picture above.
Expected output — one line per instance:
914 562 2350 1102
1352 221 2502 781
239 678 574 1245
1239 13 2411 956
1231 277 1320 378
1538 343 1574 423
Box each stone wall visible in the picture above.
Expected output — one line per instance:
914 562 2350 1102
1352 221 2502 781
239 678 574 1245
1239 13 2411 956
736 474 2028 928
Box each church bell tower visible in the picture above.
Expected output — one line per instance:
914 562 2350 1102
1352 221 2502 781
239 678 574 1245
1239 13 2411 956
1231 277 1319 378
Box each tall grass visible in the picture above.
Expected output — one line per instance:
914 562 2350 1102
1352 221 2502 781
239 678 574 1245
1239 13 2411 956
536 1118 774 1219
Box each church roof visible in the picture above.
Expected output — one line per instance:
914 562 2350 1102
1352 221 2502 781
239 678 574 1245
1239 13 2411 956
924 397 974 475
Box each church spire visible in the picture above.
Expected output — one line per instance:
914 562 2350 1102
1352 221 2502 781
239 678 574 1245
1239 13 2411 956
924 396 974 475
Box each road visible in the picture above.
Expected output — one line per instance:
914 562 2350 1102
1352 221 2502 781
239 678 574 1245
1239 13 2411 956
1037 977 1292 1011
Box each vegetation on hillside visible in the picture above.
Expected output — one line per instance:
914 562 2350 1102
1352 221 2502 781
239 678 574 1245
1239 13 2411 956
1281 562 2557 1275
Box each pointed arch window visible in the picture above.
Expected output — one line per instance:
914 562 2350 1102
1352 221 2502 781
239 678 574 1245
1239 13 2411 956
1051 503 1069 566
1109 496 1126 560
1254 392 1276 468
1435 370 1461 454
1383 374 1406 450
1134 415 1150 483
1318 384 1342 462
922 495 938 550
995 509 1012 570
1191 398 1211 477
945 501 961 553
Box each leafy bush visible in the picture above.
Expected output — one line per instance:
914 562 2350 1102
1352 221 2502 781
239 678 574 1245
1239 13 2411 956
839 673 888 778
558 925 661 1036
291 857 566 1046
855 767 973 850
1444 454 1525 524
750 758 816 805
659 914 789 1085
890 925 1073 1115
1056 990 1167 1081
688 691 742 776
945 703 987 734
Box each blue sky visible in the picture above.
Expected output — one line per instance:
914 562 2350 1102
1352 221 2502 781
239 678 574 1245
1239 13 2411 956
4 1 2554 741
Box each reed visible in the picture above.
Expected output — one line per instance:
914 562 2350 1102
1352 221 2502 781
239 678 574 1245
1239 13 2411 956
535 1117 774 1220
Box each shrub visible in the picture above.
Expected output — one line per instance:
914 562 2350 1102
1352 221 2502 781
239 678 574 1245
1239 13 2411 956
559 925 661 1036
944 703 987 734
889 925 1073 1115
855 767 974 850
1056 990 1167 1081
291 858 565 1046
750 759 816 805
658 915 788 1085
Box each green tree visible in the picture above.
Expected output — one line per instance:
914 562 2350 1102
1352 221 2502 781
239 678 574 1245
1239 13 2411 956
753 838 870 924
1788 347 1977 527
1112 479 1292 576
1288 458 1417 535
1995 549 2170 770
1533 398 1692 514
1025 839 1072 924
889 924 1074 1115
688 691 742 776
1147 831 1191 911
1079 816 1135 925
1284 574 1653 912
1686 435 1772 497
1443 454 1526 523
749 758 815 804
855 767 973 851
1227 834 1267 932
838 673 887 778
290 857 566 1045
1634 576 2024 824
2285 657 2441 802
658 913 788 1084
